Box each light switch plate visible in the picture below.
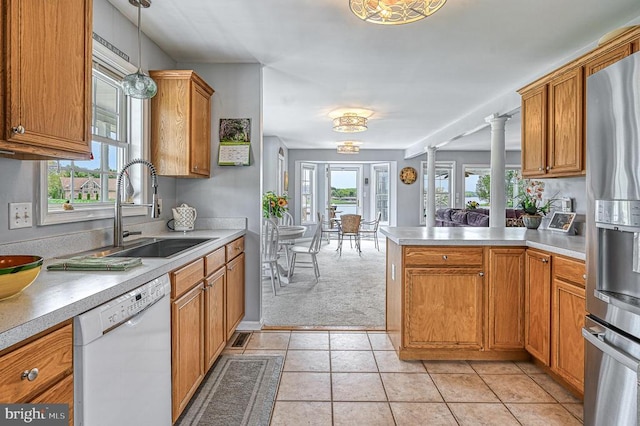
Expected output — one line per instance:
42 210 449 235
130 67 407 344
9 202 33 229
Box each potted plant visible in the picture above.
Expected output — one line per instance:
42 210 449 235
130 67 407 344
518 180 556 229
262 191 289 219
466 200 479 209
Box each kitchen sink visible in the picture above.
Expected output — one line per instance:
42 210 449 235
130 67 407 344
104 237 217 258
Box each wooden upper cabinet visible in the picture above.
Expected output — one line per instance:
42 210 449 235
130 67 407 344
547 67 583 176
584 43 633 77
150 70 214 178
520 85 547 177
0 0 92 160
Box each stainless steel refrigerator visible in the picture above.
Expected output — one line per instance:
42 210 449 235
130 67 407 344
585 51 640 425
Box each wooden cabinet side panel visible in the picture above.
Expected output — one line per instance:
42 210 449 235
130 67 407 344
405 268 483 349
548 67 584 175
525 250 551 365
521 85 547 177
386 240 403 352
204 267 226 371
151 78 190 176
171 284 204 422
488 248 525 350
552 278 586 392
226 253 245 339
190 83 211 177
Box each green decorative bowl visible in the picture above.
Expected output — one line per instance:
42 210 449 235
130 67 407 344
0 256 44 301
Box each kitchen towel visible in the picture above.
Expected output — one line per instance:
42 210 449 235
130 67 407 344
47 256 142 271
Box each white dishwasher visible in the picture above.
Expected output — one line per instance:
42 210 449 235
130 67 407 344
74 274 172 426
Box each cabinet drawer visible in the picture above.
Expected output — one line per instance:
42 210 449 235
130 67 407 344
0 324 73 402
404 247 484 267
172 258 205 298
226 237 245 261
554 256 585 287
205 247 226 276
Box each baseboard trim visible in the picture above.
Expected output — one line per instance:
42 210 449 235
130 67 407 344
237 320 264 331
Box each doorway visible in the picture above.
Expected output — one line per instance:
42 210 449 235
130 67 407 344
328 165 362 219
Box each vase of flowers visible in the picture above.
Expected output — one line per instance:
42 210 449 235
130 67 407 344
262 191 289 219
518 180 556 230
466 200 479 209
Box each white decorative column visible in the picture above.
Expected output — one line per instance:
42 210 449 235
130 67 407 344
426 146 437 227
485 113 511 228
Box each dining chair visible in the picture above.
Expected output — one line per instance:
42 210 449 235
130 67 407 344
359 211 382 251
280 211 294 226
288 215 324 282
262 219 281 295
337 214 361 256
317 212 339 244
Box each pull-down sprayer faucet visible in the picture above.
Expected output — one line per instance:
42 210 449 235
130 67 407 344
114 158 159 247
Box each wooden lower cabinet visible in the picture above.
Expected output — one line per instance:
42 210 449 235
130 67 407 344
525 249 552 364
171 283 205 422
0 322 73 425
226 252 245 339
488 248 526 350
205 267 226 371
405 267 483 350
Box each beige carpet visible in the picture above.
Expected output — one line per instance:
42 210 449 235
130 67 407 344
262 237 386 328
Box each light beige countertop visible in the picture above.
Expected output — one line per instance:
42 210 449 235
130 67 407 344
0 227 245 351
380 226 585 260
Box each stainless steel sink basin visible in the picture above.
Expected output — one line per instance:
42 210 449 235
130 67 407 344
104 237 217 258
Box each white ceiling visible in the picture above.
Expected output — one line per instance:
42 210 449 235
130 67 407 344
108 0 640 153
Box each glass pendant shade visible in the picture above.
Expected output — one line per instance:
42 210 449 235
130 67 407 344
337 142 361 154
333 113 368 133
122 0 157 99
350 0 447 25
122 72 157 98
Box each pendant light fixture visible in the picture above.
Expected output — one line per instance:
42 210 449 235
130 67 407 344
337 141 361 154
333 113 368 133
349 0 447 25
122 0 157 99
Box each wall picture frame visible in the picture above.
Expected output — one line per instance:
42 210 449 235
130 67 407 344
547 211 577 232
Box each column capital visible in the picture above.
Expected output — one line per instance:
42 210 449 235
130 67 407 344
484 113 511 125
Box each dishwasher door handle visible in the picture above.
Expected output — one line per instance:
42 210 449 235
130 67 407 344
583 327 640 372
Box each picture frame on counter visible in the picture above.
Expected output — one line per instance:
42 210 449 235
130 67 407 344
547 211 576 232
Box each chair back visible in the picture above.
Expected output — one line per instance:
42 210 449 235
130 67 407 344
280 211 294 226
262 219 280 262
340 214 361 234
372 211 382 230
308 215 324 254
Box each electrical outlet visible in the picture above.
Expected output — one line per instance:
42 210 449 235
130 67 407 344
9 202 33 229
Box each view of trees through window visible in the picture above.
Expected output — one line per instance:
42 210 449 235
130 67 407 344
465 168 522 208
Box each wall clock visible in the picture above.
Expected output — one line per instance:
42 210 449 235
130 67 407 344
400 166 417 185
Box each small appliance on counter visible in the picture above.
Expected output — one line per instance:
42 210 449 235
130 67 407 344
167 203 197 232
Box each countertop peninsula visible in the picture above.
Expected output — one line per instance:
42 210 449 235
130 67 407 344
380 226 585 260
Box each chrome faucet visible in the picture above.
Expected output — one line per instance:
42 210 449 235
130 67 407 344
114 158 159 247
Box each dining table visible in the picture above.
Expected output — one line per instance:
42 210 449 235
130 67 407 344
276 225 306 283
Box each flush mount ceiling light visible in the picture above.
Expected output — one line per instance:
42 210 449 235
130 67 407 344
337 142 361 154
349 0 447 25
333 113 368 133
122 0 157 99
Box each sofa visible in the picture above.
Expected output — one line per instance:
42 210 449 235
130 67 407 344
435 208 524 227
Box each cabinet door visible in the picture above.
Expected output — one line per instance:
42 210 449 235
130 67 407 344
584 43 632 76
548 67 584 176
172 284 204 422
404 267 484 350
4 0 91 159
30 374 73 425
190 82 211 177
521 85 548 177
204 268 226 371
226 253 245 339
552 278 585 392
488 248 525 350
525 250 551 365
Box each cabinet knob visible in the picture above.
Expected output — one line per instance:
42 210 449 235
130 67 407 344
541 258 549 263
12 125 25 135
546 166 551 170
442 255 448 260
583 274 587 280
538 167 543 171
21 368 39 382
194 165 198 170
479 272 484 277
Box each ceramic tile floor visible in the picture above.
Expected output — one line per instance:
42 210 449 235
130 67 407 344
222 330 583 426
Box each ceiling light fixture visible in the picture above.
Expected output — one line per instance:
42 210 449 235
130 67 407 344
122 0 157 99
333 113 368 133
349 0 447 25
337 142 361 154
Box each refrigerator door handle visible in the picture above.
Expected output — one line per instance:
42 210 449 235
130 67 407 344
583 327 640 372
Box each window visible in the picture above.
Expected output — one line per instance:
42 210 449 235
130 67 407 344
300 163 316 224
40 45 144 225
372 163 389 223
421 161 455 224
464 166 522 208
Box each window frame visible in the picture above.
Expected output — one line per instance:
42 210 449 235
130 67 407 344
462 163 522 209
38 43 149 225
420 160 455 225
299 162 317 225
